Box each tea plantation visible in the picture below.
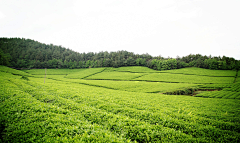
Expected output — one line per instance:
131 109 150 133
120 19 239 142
1 66 239 142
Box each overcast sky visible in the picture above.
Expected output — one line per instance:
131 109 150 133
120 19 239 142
0 0 239 59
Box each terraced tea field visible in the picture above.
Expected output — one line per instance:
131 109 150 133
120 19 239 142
23 68 84 75
133 73 234 83
159 67 236 76
106 66 161 73
1 66 239 142
85 71 146 80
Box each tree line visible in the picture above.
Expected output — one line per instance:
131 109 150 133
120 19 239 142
0 37 239 70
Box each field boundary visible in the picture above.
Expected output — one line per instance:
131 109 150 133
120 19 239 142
81 68 107 79
157 72 236 77
233 70 238 83
130 73 149 80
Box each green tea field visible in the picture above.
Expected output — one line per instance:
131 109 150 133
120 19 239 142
1 66 240 142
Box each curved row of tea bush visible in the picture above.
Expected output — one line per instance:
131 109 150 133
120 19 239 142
1 66 240 142
0 78 127 142
194 90 240 99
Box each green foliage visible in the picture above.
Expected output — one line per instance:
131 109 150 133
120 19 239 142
136 58 146 66
0 65 31 76
50 79 201 93
164 87 199 95
23 68 82 75
149 59 177 71
193 83 240 99
85 60 92 68
159 67 236 77
86 71 146 80
0 49 11 66
66 68 105 79
0 79 126 142
107 66 160 73
1 38 239 71
21 76 29 81
127 57 135 66
134 73 234 83
204 59 219 70
199 84 231 90
195 91 240 99
1 66 240 142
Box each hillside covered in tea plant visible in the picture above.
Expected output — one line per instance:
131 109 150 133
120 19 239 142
1 65 240 142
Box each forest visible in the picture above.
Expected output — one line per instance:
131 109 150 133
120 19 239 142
0 37 239 70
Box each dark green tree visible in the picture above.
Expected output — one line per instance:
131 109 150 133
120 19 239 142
0 49 11 66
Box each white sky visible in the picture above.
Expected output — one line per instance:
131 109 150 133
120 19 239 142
0 0 240 59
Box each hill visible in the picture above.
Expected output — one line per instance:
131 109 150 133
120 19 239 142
0 37 239 70
1 66 240 142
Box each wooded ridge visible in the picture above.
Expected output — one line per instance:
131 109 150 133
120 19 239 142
0 37 239 70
